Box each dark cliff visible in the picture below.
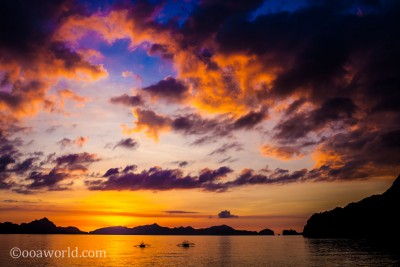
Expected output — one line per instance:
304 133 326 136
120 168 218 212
303 175 400 239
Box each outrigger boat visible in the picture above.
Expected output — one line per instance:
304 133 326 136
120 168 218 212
177 240 195 247
134 241 151 248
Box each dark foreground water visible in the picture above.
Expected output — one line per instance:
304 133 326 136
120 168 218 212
0 235 399 266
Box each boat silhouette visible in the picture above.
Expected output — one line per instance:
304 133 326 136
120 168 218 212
177 240 195 247
134 241 151 248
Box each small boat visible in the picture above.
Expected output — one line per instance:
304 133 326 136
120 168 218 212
177 240 195 247
134 241 150 248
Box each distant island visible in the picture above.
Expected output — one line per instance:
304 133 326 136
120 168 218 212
282 229 301 235
0 218 85 234
0 218 277 236
90 223 261 235
303 174 400 240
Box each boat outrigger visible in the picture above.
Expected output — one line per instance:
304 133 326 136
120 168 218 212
177 240 195 248
134 241 151 248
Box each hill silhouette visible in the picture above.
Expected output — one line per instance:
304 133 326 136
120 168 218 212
90 223 259 235
0 217 85 234
259 228 274 235
303 174 400 239
0 218 277 235
282 229 301 235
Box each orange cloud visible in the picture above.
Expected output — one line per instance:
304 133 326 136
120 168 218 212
0 44 107 122
58 89 90 109
260 144 304 160
122 108 171 142
54 9 171 49
54 8 278 118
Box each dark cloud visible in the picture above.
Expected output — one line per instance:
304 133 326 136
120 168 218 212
315 128 400 179
225 168 310 188
180 0 265 47
2 199 41 203
218 210 238 218
110 94 143 107
172 113 231 136
233 110 267 130
103 168 120 177
113 138 139 150
2 151 102 193
147 43 174 59
218 156 237 164
172 111 266 144
26 169 68 190
178 161 188 168
55 152 99 166
0 155 15 172
198 167 233 183
132 108 267 145
171 161 190 167
86 162 360 192
12 157 37 174
143 77 189 102
202 0 400 177
122 164 137 173
86 165 233 191
273 97 357 142
54 152 100 172
2 199 19 203
0 131 22 188
285 98 306 115
209 142 243 155
0 0 74 57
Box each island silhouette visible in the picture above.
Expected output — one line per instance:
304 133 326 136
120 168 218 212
303 174 400 240
0 218 275 236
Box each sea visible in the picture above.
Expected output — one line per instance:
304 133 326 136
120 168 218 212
0 235 399 266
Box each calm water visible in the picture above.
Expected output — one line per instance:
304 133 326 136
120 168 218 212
0 235 399 266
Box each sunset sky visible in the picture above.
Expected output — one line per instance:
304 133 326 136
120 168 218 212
1 0 399 232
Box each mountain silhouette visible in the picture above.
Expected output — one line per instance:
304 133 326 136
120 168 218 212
90 223 259 235
259 228 274 235
0 218 275 235
0 217 86 234
282 229 301 235
303 174 400 239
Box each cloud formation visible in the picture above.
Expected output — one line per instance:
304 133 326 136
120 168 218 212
1 0 400 194
209 142 244 156
57 136 88 149
110 94 143 107
113 138 139 150
260 145 304 160
0 0 106 123
218 210 238 219
85 162 362 193
124 108 266 143
143 77 189 103
87 165 233 191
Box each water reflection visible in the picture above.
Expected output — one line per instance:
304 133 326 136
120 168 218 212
305 238 400 266
218 236 232 266
0 235 399 266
